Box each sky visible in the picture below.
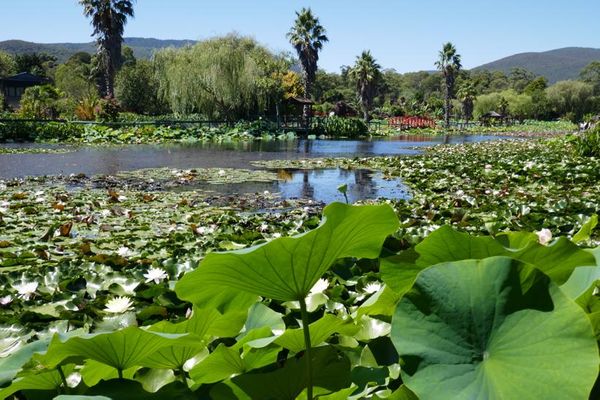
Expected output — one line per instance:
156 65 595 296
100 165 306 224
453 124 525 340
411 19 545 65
1 0 599 73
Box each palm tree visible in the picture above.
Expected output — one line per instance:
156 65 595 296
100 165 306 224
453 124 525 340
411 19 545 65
456 82 476 124
435 42 461 128
349 51 381 121
287 8 328 118
80 0 135 98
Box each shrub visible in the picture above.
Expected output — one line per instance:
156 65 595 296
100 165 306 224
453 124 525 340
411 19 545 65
312 116 368 138
95 97 121 122
574 126 600 157
18 85 64 119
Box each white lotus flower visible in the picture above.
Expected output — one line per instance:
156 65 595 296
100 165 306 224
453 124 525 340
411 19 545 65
218 169 226 176
13 281 38 300
260 223 269 232
363 282 382 294
484 164 492 170
536 229 553 245
104 296 134 313
117 246 133 257
309 279 329 296
524 161 535 170
144 267 168 284
0 295 13 305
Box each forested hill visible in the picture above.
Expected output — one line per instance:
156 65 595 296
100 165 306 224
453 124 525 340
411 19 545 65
0 37 196 62
474 47 600 83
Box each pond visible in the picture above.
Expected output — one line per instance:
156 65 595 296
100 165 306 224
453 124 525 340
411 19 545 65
180 168 411 204
0 135 507 179
0 135 508 203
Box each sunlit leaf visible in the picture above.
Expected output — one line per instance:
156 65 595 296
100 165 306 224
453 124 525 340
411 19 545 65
177 203 399 302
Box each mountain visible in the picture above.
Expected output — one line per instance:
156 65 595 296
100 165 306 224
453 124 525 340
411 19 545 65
474 47 600 83
0 37 196 63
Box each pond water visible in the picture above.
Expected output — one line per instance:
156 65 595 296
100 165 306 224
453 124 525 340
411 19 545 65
0 135 506 179
0 135 507 203
183 168 411 204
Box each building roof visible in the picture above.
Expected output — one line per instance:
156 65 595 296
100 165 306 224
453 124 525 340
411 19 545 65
1 72 47 84
289 96 314 105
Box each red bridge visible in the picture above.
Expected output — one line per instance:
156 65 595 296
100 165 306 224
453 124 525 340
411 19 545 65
388 116 436 129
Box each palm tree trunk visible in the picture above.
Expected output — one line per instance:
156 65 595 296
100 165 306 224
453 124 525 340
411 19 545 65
445 80 451 129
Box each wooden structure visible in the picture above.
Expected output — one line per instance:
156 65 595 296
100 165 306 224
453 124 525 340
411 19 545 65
480 111 508 126
279 97 314 132
0 72 47 109
388 115 436 130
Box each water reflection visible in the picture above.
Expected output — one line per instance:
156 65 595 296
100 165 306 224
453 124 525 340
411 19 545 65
198 168 411 204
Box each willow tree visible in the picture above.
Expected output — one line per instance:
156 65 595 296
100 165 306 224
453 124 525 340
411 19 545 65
435 42 461 128
80 0 135 98
155 34 285 120
287 8 328 116
349 51 381 121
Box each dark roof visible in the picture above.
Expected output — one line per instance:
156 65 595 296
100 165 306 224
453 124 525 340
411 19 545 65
1 72 47 84
289 97 314 105
481 111 504 118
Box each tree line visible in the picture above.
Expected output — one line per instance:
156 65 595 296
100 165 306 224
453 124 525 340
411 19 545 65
1 0 599 124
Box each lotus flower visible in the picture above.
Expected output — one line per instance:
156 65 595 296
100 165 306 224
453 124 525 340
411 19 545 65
536 228 553 245
144 267 168 284
104 296 134 313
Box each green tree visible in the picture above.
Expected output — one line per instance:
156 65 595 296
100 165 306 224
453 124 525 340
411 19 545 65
0 50 16 77
80 0 135 98
287 8 328 117
456 81 476 123
579 61 600 95
155 34 284 119
349 50 381 121
546 80 594 121
14 53 57 78
509 67 536 93
115 60 163 114
54 56 97 101
435 42 462 128
19 85 64 119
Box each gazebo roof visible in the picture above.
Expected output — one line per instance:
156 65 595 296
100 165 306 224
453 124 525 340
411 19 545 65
481 111 504 118
1 72 47 84
289 97 314 105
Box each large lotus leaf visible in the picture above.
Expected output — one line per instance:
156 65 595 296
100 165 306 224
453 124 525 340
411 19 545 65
210 346 351 400
0 365 75 400
85 379 196 400
0 339 50 385
391 257 598 400
560 247 600 299
40 327 199 371
142 307 224 369
273 314 359 353
387 226 595 288
176 203 399 302
573 214 598 243
189 341 281 385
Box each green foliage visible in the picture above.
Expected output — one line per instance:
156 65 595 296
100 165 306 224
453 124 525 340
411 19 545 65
0 50 16 77
155 34 286 119
18 85 65 119
312 116 368 138
176 203 398 302
95 97 121 122
349 50 382 121
546 80 595 121
14 52 57 78
115 60 165 115
573 126 600 157
391 257 598 400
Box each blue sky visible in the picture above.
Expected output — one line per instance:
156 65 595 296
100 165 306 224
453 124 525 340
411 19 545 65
1 0 599 72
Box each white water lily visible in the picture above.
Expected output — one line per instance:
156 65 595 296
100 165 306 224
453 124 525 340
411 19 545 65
117 246 133 257
536 228 552 245
363 282 382 294
144 267 168 284
260 223 269 232
104 296 134 313
536 228 553 245
218 169 226 176
309 278 329 296
0 295 13 306
13 281 38 300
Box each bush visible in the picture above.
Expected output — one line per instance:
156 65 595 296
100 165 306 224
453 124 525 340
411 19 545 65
18 85 64 119
574 126 600 157
95 97 121 122
312 116 368 138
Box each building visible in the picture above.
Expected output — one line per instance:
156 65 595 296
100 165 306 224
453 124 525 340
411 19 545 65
0 72 47 109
